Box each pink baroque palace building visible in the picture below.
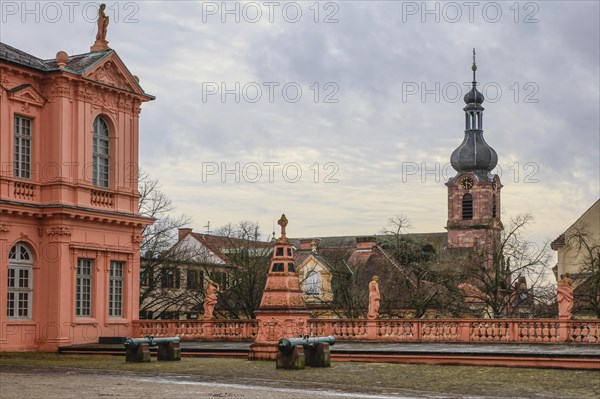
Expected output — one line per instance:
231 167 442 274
0 33 154 351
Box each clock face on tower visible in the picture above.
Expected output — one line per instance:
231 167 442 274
460 177 474 190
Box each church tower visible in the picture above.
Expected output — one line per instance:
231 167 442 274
446 50 503 249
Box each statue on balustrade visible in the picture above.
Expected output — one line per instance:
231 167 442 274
367 275 380 320
557 273 574 319
203 279 220 320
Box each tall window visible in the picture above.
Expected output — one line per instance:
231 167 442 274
76 259 93 316
7 243 33 319
92 116 109 188
462 194 473 220
108 261 123 317
14 116 32 179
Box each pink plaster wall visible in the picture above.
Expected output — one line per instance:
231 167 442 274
0 51 152 351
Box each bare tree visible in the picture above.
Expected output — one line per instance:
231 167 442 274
459 213 552 318
567 225 600 317
137 171 205 319
377 215 465 318
212 221 272 319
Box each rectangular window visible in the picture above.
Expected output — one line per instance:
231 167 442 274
108 261 123 317
7 266 31 319
161 268 180 289
186 269 203 289
14 115 32 179
76 259 93 317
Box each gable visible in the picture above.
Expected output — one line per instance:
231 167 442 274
83 53 145 96
297 254 331 275
178 235 227 265
6 84 46 107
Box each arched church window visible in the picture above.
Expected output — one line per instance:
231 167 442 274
492 194 497 218
7 242 33 319
462 194 473 220
92 116 110 188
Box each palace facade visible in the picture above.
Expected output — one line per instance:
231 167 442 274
0 36 154 350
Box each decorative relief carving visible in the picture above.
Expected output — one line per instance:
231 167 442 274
132 234 143 244
260 294 287 307
46 226 72 236
48 83 71 97
0 223 9 233
90 61 134 92
20 103 31 113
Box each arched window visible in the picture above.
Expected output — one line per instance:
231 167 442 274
462 194 473 220
304 269 322 296
7 243 33 319
492 194 497 218
92 116 110 188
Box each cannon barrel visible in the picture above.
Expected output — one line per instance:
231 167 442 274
124 336 180 348
277 335 336 354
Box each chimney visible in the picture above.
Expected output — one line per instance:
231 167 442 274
299 238 313 251
356 236 377 250
178 228 193 240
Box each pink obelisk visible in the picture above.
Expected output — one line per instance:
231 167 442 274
249 214 310 360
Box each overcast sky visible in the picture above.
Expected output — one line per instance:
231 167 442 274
2 1 599 246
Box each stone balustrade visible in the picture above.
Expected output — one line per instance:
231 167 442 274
132 318 600 344
133 319 259 340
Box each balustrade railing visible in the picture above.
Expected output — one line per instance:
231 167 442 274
132 318 600 344
90 189 114 207
133 319 259 340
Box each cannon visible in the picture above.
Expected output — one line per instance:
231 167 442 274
124 336 181 348
124 336 181 362
277 335 335 354
276 335 336 369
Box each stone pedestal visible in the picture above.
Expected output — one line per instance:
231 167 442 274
250 309 311 360
157 341 181 361
276 345 305 369
90 39 109 52
305 343 331 367
125 343 150 362
275 343 331 369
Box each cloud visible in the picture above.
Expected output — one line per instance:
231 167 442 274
1 1 597 246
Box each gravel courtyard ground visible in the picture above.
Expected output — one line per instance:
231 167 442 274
1 353 599 399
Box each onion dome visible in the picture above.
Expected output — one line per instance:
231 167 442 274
450 49 498 181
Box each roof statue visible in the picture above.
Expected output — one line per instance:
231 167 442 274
277 214 288 241
91 4 110 52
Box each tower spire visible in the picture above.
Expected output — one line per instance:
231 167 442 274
472 48 477 85
449 50 497 181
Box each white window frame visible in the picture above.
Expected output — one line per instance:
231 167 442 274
108 261 123 317
76 259 93 317
92 116 109 188
14 115 32 179
7 243 33 319
304 266 322 297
